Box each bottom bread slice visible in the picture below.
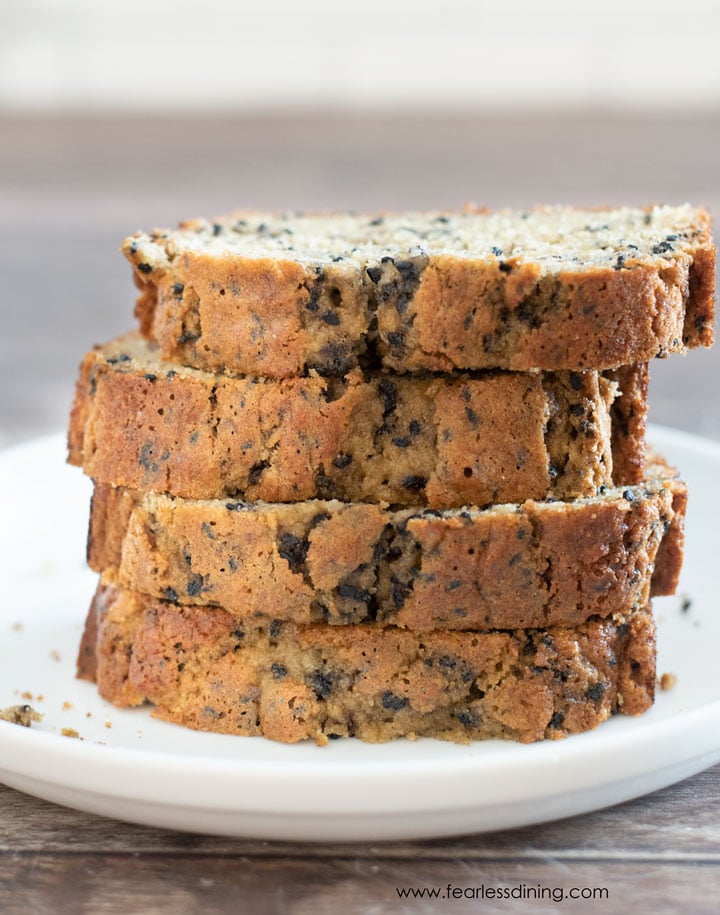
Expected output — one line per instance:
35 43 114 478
78 578 656 745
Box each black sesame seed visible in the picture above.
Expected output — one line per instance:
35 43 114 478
137 262 153 274
366 266 383 283
316 341 353 376
402 475 427 492
586 682 606 701
652 240 674 255
548 711 565 729
332 452 353 469
381 692 408 711
321 311 341 326
308 512 331 531
390 576 410 609
248 460 270 485
394 259 421 284
278 533 309 575
336 583 372 603
308 670 334 700
162 587 179 604
391 436 411 448
171 282 185 296
569 372 583 391
379 380 397 415
457 709 478 727
314 472 335 494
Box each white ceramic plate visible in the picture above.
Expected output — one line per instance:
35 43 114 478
0 428 719 841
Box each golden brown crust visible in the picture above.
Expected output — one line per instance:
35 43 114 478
607 364 649 484
78 579 656 745
649 482 687 596
86 458 685 631
67 335 639 507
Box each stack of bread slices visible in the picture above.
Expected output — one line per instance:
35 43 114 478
68 205 715 745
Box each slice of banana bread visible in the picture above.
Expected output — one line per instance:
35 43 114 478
86 457 684 631
124 204 714 377
77 578 656 745
67 335 648 507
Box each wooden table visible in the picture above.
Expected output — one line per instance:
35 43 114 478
1 114 719 914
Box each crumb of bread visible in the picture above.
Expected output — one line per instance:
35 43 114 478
50 650 61 662
660 672 678 691
104 721 113 729
62 701 73 710
61 728 80 739
11 623 23 632
0 704 42 727
20 691 32 700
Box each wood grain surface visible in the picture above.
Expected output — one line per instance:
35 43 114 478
1 114 719 914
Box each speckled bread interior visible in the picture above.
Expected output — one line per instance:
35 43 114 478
68 203 713 744
124 205 715 377
77 578 657 745
85 457 685 631
67 334 650 506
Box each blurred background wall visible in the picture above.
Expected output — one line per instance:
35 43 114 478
1 0 719 446
3 0 720 112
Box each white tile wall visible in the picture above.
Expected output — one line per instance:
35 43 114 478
1 0 719 111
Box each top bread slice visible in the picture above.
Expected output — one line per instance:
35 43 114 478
124 204 715 378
